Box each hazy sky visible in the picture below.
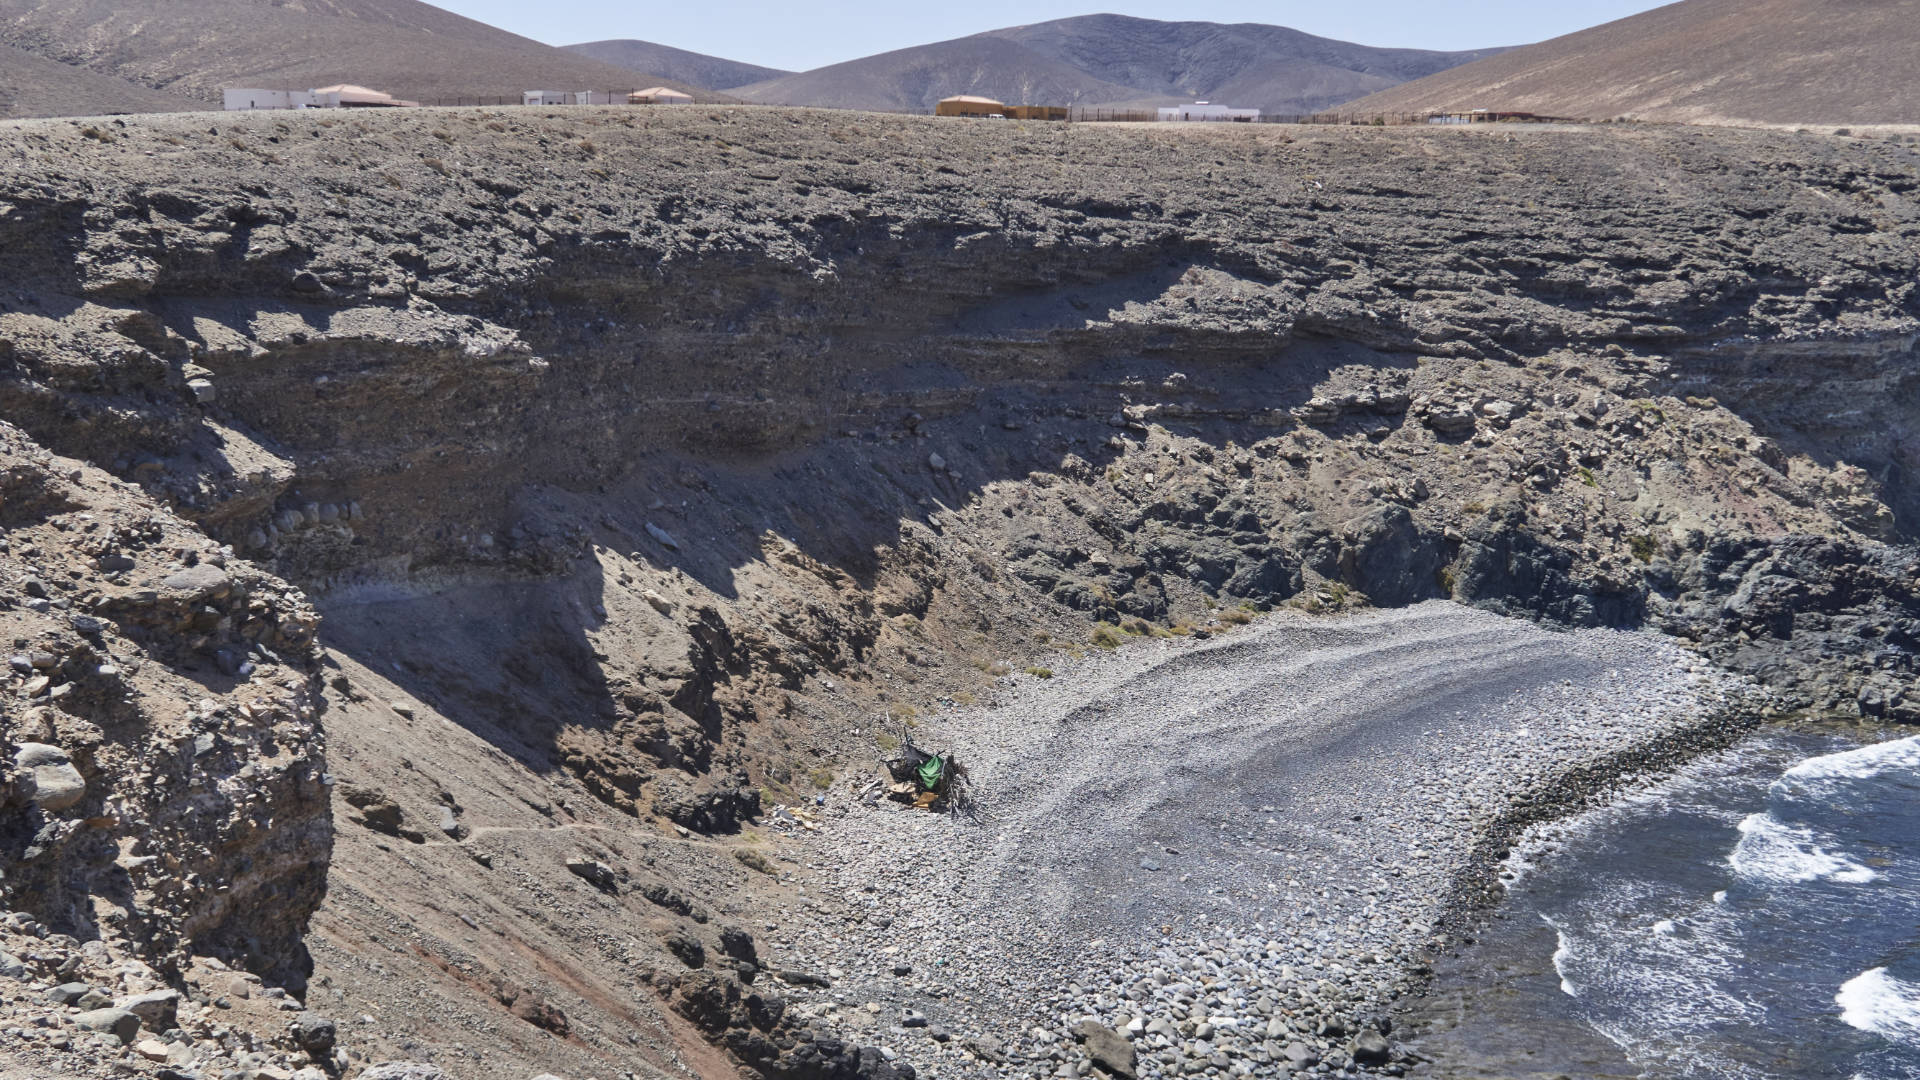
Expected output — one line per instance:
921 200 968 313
433 1 1674 73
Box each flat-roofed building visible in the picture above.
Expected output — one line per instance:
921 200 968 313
224 85 415 110
628 87 693 104
1156 101 1260 122
935 95 1006 118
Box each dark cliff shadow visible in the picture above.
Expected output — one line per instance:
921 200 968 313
77 247 1440 823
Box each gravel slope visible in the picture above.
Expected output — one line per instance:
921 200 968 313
767 604 1768 1078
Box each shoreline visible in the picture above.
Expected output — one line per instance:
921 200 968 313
758 602 1776 1079
1404 718 1920 1078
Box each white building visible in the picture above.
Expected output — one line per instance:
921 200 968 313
224 85 415 110
523 91 625 106
224 89 319 110
1157 101 1261 122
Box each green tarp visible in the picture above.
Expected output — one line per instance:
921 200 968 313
916 755 945 791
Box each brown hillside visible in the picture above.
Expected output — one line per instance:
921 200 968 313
0 0 716 106
0 41 199 117
563 38 788 91
1347 0 1920 125
732 14 1503 115
730 35 1147 113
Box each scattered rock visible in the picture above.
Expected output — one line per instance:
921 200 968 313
359 1065 449 1080
660 926 706 968
1073 1020 1138 1079
14 742 86 811
47 981 93 1005
718 924 758 963
565 858 620 894
290 1012 337 1056
1351 1027 1393 1067
116 988 180 1030
73 1007 140 1043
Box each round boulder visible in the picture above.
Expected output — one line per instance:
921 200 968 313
13 743 85 811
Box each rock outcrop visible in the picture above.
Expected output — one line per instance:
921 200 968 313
0 107 1916 1078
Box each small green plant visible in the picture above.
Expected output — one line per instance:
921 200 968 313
1578 467 1599 487
1091 624 1125 649
79 126 113 143
1629 534 1660 563
1024 666 1054 679
874 732 901 751
1218 609 1253 626
1436 566 1457 593
1463 500 1489 515
809 768 835 790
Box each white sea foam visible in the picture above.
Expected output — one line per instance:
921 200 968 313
1652 919 1677 936
1549 921 1578 998
1780 735 1920 792
1837 967 1920 1045
1730 812 1880 885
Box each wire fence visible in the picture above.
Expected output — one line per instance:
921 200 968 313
283 96 1582 129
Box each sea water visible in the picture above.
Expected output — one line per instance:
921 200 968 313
1409 727 1920 1079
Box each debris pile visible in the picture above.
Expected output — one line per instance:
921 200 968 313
883 743 974 816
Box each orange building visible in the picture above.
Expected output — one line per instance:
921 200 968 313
935 95 1006 118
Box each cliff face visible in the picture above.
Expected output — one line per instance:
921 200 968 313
1 108 1917 1077
0 419 329 1080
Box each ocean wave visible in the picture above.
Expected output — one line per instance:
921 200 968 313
1730 812 1880 886
1778 735 1920 796
1550 922 1578 997
1837 968 1920 1045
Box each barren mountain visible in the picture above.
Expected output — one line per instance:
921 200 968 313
1347 0 1920 125
563 38 789 91
1 105 1917 1080
730 14 1504 114
0 41 198 117
0 0 711 107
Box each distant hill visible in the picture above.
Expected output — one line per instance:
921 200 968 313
0 0 715 108
1347 0 1920 125
0 42 200 118
563 39 787 91
730 14 1506 115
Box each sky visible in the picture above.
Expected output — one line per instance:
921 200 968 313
432 1 1675 73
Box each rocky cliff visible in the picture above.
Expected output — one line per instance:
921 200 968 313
0 107 1917 1078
